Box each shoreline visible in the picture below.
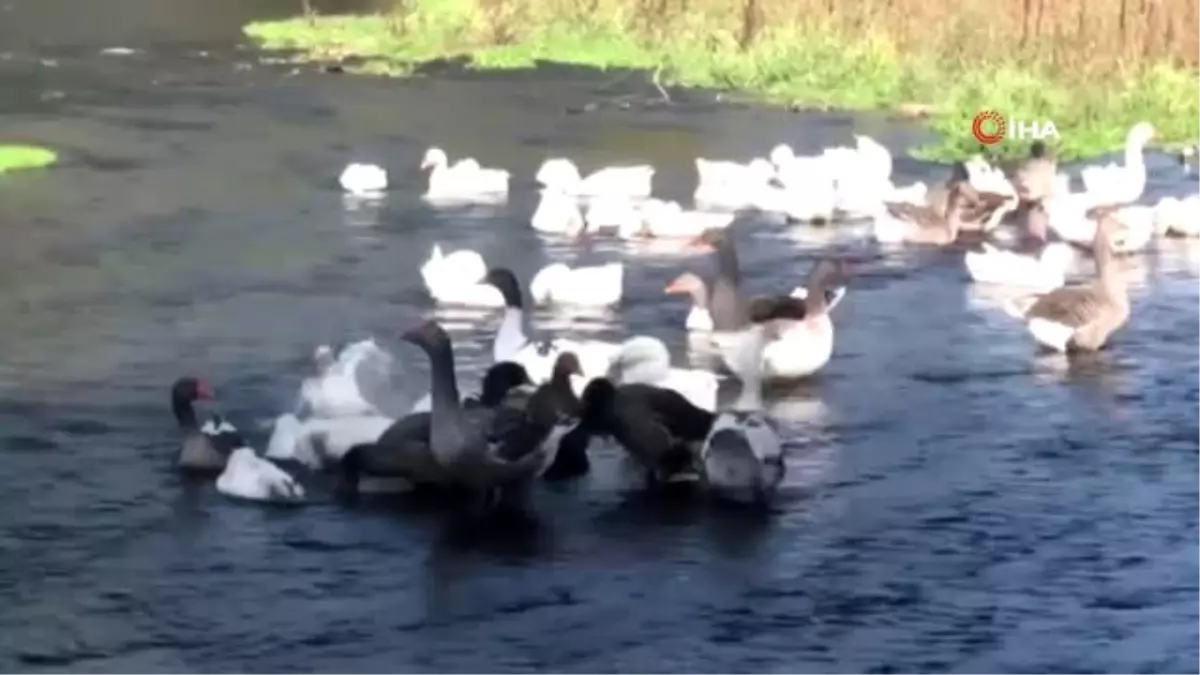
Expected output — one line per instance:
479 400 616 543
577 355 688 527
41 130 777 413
243 11 1199 162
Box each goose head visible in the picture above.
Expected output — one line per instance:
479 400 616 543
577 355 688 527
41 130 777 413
551 351 583 383
478 361 534 407
483 267 524 309
400 319 451 356
171 376 214 427
419 147 448 171
663 272 707 305
768 144 795 169
685 226 728 254
312 345 336 374
577 377 618 432
1029 140 1052 160
536 158 583 190
171 376 213 406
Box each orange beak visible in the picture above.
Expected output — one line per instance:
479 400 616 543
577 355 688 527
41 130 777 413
684 234 713 253
663 278 689 295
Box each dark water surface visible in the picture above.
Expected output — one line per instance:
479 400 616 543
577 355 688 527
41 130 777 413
1 1 1198 672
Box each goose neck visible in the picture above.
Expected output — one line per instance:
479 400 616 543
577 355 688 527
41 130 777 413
423 341 467 464
172 396 198 429
494 308 526 360
708 242 750 331
1092 222 1125 297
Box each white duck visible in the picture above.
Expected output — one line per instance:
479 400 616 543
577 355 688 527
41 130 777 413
700 325 785 505
536 157 654 198
693 157 776 210
213 418 305 503
420 244 504 307
339 162 388 196
531 188 586 234
965 242 1074 292
585 195 643 231
1107 205 1158 253
1080 121 1156 204
964 204 1075 291
420 146 510 203
483 267 619 384
633 199 734 239
529 262 623 307
830 135 896 218
1154 194 1200 237
606 335 719 412
265 412 393 470
298 340 392 419
763 145 838 221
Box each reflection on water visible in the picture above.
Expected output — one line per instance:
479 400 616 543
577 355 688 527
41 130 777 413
0 5 1197 673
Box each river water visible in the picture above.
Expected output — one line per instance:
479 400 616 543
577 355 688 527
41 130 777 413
0 1 1197 672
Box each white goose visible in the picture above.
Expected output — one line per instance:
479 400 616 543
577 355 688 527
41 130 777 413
536 157 654 198
298 340 393 419
338 162 388 196
420 146 510 204
217 444 306 503
964 205 1075 291
606 335 719 412
830 135 896 218
530 188 586 234
585 196 644 232
700 325 785 505
191 414 303 503
633 199 734 239
693 157 776 210
265 412 393 470
764 145 838 221
1080 122 1156 204
529 262 623 307
420 244 504 307
965 241 1075 292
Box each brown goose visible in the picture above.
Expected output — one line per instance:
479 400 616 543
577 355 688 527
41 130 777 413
1003 204 1130 352
663 272 847 332
875 182 1016 245
1006 141 1058 205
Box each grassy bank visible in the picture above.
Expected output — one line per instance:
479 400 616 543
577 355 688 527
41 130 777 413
0 144 56 174
244 0 1199 160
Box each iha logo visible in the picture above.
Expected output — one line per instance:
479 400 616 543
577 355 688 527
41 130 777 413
971 110 1059 145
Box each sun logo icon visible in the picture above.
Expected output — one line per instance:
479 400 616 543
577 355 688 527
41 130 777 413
972 110 1007 145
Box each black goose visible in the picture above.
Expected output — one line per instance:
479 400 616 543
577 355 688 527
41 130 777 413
170 377 245 472
576 377 715 486
337 360 536 497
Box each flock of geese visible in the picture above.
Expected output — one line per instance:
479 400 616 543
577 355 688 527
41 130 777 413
171 120 1198 514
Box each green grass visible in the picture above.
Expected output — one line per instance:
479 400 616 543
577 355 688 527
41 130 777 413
0 144 57 174
243 10 1200 161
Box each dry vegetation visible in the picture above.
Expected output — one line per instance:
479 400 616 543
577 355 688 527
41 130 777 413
245 0 1200 159
472 0 1199 71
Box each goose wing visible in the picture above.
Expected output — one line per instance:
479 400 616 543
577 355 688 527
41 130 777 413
1024 285 1107 327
